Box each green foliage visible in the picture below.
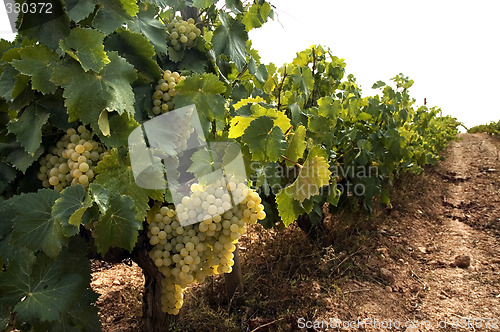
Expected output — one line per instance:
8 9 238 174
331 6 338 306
468 120 500 136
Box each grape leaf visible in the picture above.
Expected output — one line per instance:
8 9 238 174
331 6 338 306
35 91 71 131
93 194 142 254
241 1 271 31
290 65 314 101
0 243 89 323
11 44 59 94
50 52 137 133
225 0 244 14
93 112 140 148
9 189 66 259
283 155 331 202
178 49 209 74
174 73 226 131
192 0 217 8
212 12 248 71
0 162 16 193
284 125 307 166
93 148 163 221
229 103 291 139
88 183 110 214
128 3 168 54
317 96 342 118
0 199 15 241
52 185 92 237
59 28 110 72
7 104 50 155
248 57 268 84
92 0 138 35
104 28 162 82
16 0 70 50
0 304 9 330
63 0 96 22
240 116 286 162
5 144 44 173
275 188 305 227
49 290 100 332
162 0 185 11
0 65 30 101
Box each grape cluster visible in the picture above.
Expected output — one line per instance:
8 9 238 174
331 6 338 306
147 177 265 314
152 70 185 115
37 126 108 191
166 17 202 52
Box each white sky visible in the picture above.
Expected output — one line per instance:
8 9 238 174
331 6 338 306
250 0 500 129
1 1 499 129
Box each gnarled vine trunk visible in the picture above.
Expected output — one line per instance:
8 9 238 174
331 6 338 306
131 233 246 330
224 244 245 309
132 235 174 331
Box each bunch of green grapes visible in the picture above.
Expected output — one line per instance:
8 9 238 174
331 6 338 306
37 126 108 191
166 17 202 51
147 176 265 314
152 70 185 115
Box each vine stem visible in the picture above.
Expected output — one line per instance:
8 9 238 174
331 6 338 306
280 155 302 168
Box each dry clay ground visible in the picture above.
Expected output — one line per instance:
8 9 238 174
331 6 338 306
91 133 500 332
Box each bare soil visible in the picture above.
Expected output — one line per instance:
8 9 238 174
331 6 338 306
92 133 500 331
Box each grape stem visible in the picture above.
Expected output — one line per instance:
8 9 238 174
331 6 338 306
280 155 302 168
231 64 248 87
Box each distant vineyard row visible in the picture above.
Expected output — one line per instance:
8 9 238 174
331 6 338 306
469 120 500 136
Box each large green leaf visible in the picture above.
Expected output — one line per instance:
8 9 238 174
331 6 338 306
212 12 248 71
93 112 140 148
49 290 100 332
241 116 286 162
11 44 59 94
0 303 9 330
59 28 110 72
17 0 70 49
174 73 227 131
7 104 50 155
3 144 44 173
0 239 93 324
93 194 142 254
0 163 16 194
93 148 163 220
92 0 138 35
50 52 137 133
63 0 96 22
35 91 71 131
192 0 217 8
0 65 30 101
52 185 92 237
9 189 66 259
128 3 168 54
104 28 162 82
0 200 15 241
241 1 271 31
275 188 305 227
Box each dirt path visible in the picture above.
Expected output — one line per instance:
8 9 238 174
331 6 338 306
91 133 500 332
403 133 500 330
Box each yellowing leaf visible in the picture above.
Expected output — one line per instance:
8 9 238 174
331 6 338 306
228 116 253 138
233 96 265 110
285 155 331 202
284 125 307 166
